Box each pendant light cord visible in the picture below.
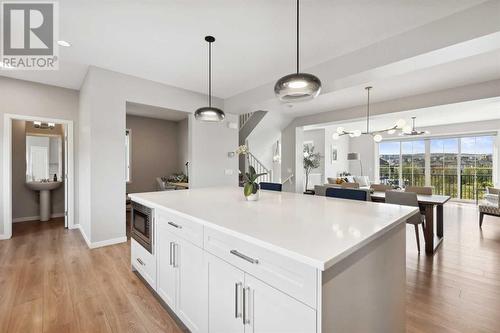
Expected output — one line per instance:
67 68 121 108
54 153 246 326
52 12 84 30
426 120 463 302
208 40 212 107
296 0 299 74
366 87 371 133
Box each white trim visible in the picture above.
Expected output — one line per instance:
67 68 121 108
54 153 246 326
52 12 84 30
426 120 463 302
0 234 9 240
12 213 65 223
76 225 127 249
2 114 75 240
89 236 128 249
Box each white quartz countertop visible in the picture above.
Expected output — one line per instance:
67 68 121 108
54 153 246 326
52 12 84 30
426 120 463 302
129 187 418 270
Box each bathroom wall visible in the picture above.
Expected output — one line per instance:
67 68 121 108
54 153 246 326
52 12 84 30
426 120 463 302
12 120 65 221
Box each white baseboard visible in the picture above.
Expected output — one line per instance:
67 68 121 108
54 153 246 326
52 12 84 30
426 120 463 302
76 225 127 249
12 213 65 223
89 236 127 249
0 234 10 240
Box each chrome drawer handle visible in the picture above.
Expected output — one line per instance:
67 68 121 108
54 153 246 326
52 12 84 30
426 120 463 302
168 221 182 229
136 258 145 266
243 286 250 325
230 250 259 264
235 282 242 318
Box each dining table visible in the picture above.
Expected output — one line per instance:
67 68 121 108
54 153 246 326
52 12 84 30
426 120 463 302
370 191 451 255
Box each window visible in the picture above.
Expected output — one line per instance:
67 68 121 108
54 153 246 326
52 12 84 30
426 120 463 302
126 129 131 183
378 134 495 201
401 140 425 187
379 141 400 186
430 138 458 197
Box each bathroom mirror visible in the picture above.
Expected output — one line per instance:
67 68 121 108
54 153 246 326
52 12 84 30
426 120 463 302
26 134 62 182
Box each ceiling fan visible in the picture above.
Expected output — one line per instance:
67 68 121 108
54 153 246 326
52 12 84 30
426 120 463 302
401 117 430 136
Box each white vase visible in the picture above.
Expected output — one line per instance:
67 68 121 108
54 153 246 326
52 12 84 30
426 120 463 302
246 190 260 201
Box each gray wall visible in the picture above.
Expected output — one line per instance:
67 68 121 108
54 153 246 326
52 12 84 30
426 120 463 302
126 115 183 194
12 121 65 220
177 118 189 175
0 77 78 236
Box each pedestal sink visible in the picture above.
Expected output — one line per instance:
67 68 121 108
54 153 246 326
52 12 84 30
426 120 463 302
25 181 62 221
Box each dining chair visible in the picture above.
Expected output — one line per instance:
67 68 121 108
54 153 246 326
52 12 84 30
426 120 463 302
325 188 367 201
370 184 393 192
341 182 360 189
259 182 282 192
479 187 500 227
385 190 425 253
405 186 432 195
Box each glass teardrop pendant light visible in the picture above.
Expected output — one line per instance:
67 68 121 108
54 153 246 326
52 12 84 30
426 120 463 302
195 36 225 122
274 0 321 102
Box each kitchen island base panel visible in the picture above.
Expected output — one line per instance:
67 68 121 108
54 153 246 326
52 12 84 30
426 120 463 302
320 223 406 333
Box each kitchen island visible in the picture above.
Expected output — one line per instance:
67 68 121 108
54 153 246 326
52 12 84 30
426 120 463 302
129 187 418 333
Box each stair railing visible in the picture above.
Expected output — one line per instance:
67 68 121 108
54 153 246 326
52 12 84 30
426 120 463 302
239 112 254 129
246 152 272 183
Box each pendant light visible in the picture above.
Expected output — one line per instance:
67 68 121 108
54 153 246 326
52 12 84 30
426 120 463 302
195 36 225 122
332 87 406 142
401 117 430 136
274 0 321 102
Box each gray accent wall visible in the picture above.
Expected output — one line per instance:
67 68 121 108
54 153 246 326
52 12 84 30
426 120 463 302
126 115 184 194
12 121 65 220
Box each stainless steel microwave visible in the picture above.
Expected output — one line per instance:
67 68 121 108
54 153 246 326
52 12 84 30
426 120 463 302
131 202 153 253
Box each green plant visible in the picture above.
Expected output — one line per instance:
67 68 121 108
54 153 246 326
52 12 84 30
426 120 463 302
303 145 321 191
243 166 267 197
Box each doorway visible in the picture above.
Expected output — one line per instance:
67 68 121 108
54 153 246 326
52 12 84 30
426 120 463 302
2 114 75 239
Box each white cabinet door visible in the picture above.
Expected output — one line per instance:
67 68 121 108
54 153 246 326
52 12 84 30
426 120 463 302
244 275 316 333
207 254 245 333
176 237 208 333
157 225 177 310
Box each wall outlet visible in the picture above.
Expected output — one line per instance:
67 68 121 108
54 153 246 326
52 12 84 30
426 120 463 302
225 169 234 175
227 122 238 129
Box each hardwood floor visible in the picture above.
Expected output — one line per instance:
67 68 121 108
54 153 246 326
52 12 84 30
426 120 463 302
1 204 499 332
406 203 500 333
0 218 182 333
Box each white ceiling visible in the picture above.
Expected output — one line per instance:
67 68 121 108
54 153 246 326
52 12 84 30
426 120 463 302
304 96 500 131
0 0 488 98
279 48 500 117
126 102 189 121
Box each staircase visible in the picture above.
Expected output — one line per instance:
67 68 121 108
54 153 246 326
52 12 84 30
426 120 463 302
238 111 273 183
245 152 272 183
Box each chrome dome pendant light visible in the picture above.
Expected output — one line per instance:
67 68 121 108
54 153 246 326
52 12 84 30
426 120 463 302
274 0 321 102
195 36 225 122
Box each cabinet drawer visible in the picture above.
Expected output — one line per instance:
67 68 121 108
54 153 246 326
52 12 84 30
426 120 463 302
131 238 157 289
204 227 317 309
157 209 203 248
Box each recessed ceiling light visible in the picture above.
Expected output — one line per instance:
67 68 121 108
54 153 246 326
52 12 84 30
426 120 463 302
57 40 71 47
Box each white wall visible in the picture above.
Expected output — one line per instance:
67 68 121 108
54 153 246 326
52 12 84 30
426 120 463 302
190 114 238 188
0 77 78 237
302 129 325 189
349 135 377 179
324 127 350 181
77 66 233 245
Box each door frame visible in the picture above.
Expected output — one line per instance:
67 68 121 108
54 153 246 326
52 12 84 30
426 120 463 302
2 114 75 239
